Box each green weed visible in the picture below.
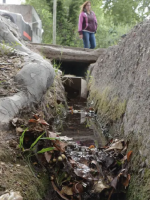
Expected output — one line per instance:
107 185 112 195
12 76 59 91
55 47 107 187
0 40 21 55
19 128 28 151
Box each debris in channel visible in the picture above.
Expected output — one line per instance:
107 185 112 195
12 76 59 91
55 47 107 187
12 113 132 200
68 106 97 118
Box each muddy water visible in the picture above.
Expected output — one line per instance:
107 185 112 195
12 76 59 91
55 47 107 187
53 97 107 148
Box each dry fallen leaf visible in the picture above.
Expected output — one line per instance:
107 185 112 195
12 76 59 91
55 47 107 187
51 181 69 200
111 176 118 189
29 118 49 126
89 145 95 149
49 131 58 138
34 114 40 120
72 183 83 194
93 180 110 193
29 119 37 123
53 140 67 152
37 119 49 126
105 139 124 151
61 186 73 196
122 174 131 188
127 151 133 161
44 152 52 163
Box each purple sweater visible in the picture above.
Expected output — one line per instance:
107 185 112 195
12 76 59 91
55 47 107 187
78 11 97 35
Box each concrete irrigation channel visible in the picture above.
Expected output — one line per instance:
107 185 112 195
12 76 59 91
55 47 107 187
1 14 150 200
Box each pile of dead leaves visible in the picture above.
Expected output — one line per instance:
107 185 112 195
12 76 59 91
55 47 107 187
12 114 132 200
48 139 132 200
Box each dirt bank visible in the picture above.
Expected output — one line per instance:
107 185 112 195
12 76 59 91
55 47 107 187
0 67 67 200
0 16 66 200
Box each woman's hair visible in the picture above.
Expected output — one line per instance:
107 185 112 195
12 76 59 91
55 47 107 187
80 1 91 13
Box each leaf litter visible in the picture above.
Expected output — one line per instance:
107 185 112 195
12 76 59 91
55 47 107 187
12 113 133 200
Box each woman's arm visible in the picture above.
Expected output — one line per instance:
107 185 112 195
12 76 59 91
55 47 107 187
93 11 97 31
78 12 84 35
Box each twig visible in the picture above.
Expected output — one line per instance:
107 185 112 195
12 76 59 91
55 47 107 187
0 68 11 70
51 181 69 200
107 188 114 200
0 63 12 65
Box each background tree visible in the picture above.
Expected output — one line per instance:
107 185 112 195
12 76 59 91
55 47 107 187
24 0 150 48
137 0 150 20
102 0 140 25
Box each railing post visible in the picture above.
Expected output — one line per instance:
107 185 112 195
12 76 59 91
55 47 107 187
53 0 57 45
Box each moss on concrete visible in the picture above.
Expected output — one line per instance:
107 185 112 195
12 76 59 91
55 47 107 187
121 133 150 200
88 85 127 123
126 168 150 200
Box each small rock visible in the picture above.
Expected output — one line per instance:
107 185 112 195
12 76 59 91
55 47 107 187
145 159 149 167
16 127 23 135
141 169 145 178
0 162 5 166
73 110 78 113
139 150 142 156
91 101 94 105
138 168 143 174
12 118 18 127
0 191 23 200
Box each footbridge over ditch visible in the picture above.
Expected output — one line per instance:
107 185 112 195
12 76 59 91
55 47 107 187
30 43 105 77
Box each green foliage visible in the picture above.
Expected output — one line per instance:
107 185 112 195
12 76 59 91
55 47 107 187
25 0 150 48
56 171 66 186
137 0 150 20
30 132 45 150
102 0 150 24
53 60 61 74
68 0 82 24
0 40 21 55
40 137 56 140
102 0 140 25
20 130 55 155
19 128 28 151
37 147 55 154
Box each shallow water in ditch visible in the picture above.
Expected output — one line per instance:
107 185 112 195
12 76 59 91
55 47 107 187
53 97 107 148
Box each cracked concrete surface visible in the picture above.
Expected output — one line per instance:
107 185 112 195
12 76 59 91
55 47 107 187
0 16 55 127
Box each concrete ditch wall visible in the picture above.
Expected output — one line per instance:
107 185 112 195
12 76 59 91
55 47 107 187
88 20 150 200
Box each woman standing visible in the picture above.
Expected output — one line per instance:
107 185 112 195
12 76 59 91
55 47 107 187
78 1 97 49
